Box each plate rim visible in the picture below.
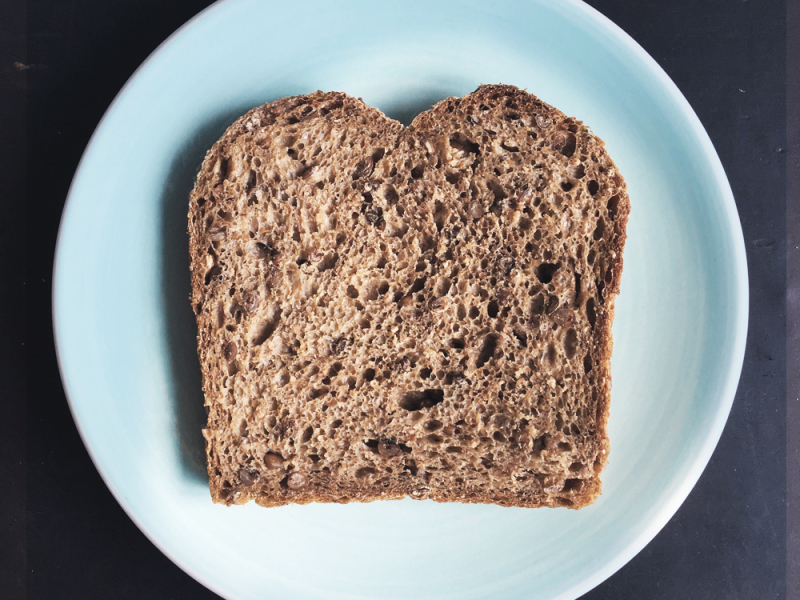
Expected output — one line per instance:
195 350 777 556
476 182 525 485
51 1 749 598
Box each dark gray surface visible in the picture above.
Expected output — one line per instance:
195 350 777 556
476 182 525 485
786 2 799 597
3 0 790 598
0 0 27 598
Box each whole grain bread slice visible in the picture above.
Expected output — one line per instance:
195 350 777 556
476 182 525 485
188 84 629 508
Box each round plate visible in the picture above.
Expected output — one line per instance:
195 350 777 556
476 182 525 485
53 0 748 598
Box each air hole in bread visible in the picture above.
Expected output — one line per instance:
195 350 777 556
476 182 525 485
245 170 257 192
552 131 577 157
512 329 528 347
546 343 558 366
487 300 500 318
424 419 443 431
564 329 578 359
409 277 427 294
371 148 386 163
568 163 585 179
586 298 597 329
250 306 282 346
607 194 620 219
434 278 452 297
420 235 437 252
475 334 499 368
587 180 600 196
355 467 376 478
449 338 465 350
319 100 342 115
531 435 547 457
569 462 586 474
536 262 560 284
457 303 467 320
308 386 328 400
449 133 481 156
364 281 383 301
564 479 583 493
316 252 336 272
398 389 444 411
593 219 605 241
560 181 574 192
204 266 220 286
215 157 229 182
554 413 565 432
530 293 545 315
487 179 508 201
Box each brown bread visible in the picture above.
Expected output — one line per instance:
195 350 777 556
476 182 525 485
188 84 629 508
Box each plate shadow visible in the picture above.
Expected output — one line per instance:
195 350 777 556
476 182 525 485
159 104 256 483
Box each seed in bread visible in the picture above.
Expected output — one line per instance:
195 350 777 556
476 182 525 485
188 84 629 509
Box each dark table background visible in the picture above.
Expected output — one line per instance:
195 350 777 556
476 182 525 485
2 0 793 598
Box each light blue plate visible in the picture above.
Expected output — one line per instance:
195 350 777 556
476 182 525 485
53 0 748 598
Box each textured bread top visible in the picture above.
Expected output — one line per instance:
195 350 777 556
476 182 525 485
189 85 629 509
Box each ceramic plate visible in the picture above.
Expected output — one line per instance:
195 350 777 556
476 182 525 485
53 0 748 598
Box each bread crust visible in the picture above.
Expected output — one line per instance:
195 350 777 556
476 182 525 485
189 85 629 509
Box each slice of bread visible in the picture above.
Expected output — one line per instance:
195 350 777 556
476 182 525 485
188 85 629 508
